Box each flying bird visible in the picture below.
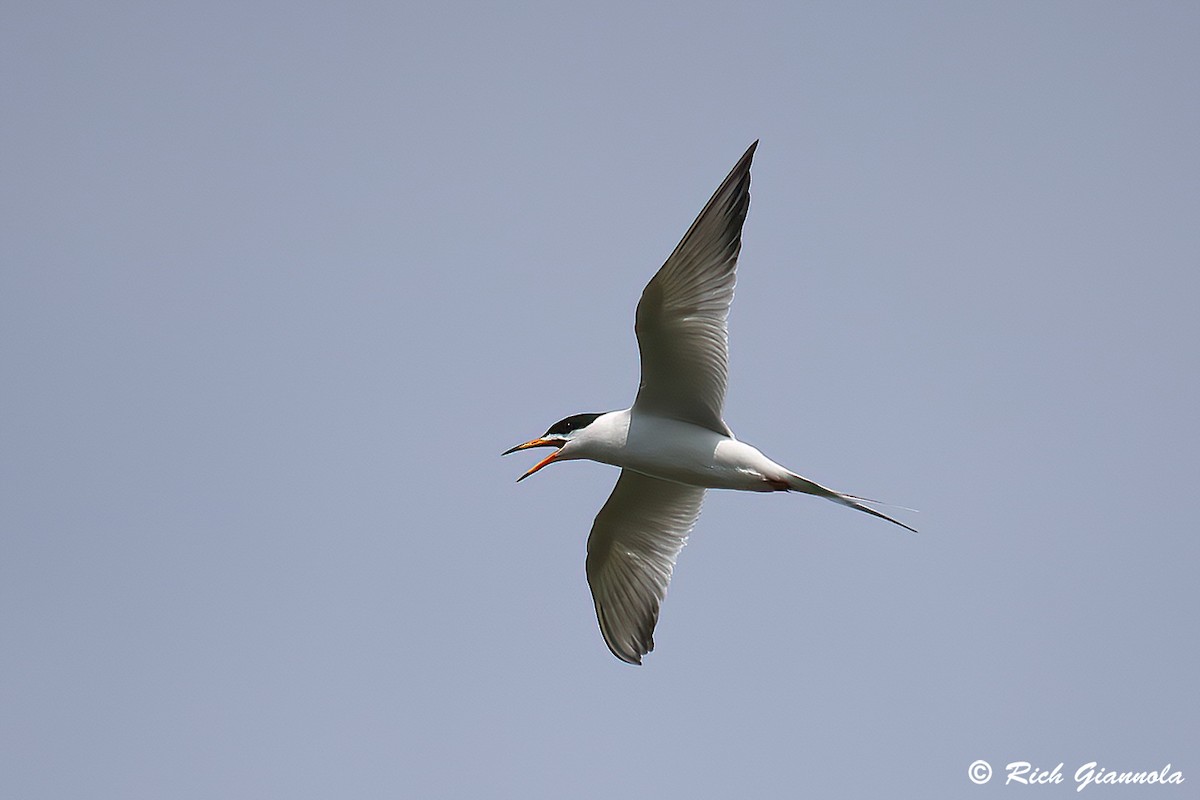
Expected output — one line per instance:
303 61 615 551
505 141 914 665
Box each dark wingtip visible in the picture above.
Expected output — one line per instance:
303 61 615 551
736 140 758 170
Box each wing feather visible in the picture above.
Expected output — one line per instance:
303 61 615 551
586 470 706 664
633 141 757 434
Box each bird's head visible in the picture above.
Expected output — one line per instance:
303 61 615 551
502 412 604 482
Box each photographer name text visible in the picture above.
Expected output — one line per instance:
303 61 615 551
1005 761 1184 792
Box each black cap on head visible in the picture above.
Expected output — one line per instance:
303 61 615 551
544 413 603 437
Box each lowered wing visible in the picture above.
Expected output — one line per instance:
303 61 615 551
586 469 706 664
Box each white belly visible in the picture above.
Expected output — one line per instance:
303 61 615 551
590 413 791 491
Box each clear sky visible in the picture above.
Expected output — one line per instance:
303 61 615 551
2 2 1197 798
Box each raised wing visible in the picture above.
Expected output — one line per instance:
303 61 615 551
586 469 706 665
633 141 757 435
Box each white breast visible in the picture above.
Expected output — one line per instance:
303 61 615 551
573 410 790 491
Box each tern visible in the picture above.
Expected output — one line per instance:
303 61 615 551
505 141 914 665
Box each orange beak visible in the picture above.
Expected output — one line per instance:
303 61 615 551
502 437 565 482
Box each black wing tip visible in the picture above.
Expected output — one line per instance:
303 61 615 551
598 626 648 665
727 141 757 179
610 637 651 666
619 652 644 666
736 140 759 169
604 631 652 666
594 600 654 665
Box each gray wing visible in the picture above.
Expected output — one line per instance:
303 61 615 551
633 141 757 435
586 469 706 665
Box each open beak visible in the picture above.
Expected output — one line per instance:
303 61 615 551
502 437 565 482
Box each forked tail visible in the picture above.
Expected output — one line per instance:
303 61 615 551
786 473 917 533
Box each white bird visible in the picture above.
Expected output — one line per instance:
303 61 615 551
504 141 914 665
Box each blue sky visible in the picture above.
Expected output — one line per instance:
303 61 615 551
2 2 1197 797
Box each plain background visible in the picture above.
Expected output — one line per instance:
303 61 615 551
2 2 1197 797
